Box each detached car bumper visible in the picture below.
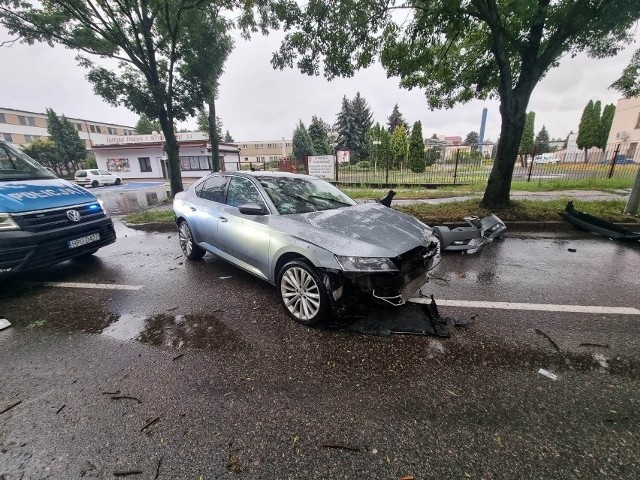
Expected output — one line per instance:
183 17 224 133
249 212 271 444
0 217 116 277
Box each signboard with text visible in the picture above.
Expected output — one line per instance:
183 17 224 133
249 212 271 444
337 150 350 164
307 155 335 179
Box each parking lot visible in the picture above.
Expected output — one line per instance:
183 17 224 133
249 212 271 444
2 211 639 479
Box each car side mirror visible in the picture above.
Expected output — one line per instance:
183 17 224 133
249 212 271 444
238 203 267 215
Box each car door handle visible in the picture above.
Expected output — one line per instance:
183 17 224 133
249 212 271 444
219 217 228 223
189 207 197 212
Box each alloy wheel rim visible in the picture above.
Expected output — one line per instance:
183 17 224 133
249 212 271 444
179 224 192 256
281 267 321 321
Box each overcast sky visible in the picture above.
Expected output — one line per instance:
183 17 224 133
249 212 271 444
1 27 638 143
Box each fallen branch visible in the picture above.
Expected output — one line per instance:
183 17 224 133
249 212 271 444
534 328 561 352
56 404 66 414
111 395 142 403
141 416 160 432
579 342 610 348
0 400 22 415
172 353 184 361
321 443 361 452
113 469 143 477
101 390 121 395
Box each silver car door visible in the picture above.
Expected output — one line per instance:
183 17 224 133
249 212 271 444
189 175 229 251
217 176 272 279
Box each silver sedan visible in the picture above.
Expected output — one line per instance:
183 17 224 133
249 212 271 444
173 172 440 326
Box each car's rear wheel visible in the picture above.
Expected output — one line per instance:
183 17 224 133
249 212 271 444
178 221 205 260
115 178 121 185
91 180 99 187
278 260 329 326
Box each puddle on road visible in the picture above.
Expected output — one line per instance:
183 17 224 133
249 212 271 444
102 313 250 351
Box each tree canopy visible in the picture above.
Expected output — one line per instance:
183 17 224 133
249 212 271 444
308 116 332 155
612 48 640 98
1 0 275 195
272 0 640 208
292 120 315 160
463 131 479 148
577 100 601 161
407 121 425 173
600 103 616 148
387 104 409 133
47 108 87 171
535 125 550 154
333 93 373 162
519 112 535 158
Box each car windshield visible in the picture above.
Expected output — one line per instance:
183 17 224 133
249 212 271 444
258 175 357 214
0 142 55 181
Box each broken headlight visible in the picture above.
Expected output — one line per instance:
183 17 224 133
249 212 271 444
335 256 399 272
0 213 19 231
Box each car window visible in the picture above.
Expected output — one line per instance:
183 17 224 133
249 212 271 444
259 176 356 214
90 170 100 175
99 170 110 175
197 175 228 203
226 177 266 209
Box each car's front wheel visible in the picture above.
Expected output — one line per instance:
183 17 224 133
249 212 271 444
91 180 99 187
178 220 205 260
278 260 329 326
115 178 121 185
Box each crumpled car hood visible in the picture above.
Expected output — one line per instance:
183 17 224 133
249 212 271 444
270 203 434 257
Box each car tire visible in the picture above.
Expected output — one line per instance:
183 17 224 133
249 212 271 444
277 259 329 326
178 220 205 260
91 180 99 188
115 178 121 185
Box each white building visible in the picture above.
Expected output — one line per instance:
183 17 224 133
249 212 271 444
92 132 240 180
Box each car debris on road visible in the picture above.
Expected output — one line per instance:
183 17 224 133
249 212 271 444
433 214 507 253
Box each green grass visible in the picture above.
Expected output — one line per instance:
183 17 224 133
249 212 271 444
123 209 175 224
509 177 633 192
396 199 638 224
340 186 476 199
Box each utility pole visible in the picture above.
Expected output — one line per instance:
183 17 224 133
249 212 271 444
624 166 640 215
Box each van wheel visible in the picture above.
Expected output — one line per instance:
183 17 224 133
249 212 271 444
178 221 205 260
91 180 99 187
278 260 329 326
115 178 121 185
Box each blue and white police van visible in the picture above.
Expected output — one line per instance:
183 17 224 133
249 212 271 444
0 140 116 278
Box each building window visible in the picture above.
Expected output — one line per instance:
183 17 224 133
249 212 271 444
139 157 152 172
76 123 83 131
0 113 6 123
90 125 97 133
179 155 211 171
18 115 36 126
635 113 640 129
24 135 35 143
2 133 12 142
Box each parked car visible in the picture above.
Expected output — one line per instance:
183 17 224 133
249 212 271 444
0 140 116 278
532 153 560 164
75 169 122 187
173 172 441 326
597 155 636 165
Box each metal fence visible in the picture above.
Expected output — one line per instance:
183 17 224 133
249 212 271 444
263 142 639 187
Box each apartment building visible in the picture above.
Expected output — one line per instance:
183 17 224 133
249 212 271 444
238 139 293 165
0 107 135 149
606 97 640 160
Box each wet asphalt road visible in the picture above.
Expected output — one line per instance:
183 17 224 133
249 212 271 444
1 214 640 478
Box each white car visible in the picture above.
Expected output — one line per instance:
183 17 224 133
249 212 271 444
532 153 560 164
75 169 122 187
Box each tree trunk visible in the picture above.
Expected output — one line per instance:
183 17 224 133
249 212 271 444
207 93 220 172
583 148 588 164
482 92 530 209
624 166 640 215
158 109 183 197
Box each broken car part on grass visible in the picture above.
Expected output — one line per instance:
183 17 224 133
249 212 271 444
560 201 640 241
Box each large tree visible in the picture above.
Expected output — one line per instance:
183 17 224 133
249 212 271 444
308 115 332 155
390 125 408 168
272 0 640 208
350 92 374 161
21 138 61 175
519 111 535 165
463 131 479 149
407 121 425 173
600 103 616 149
387 104 409 133
1 0 273 196
334 96 357 162
292 120 315 160
577 100 600 163
47 108 87 172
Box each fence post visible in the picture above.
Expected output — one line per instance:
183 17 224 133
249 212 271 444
453 149 460 185
607 144 621 179
526 145 537 182
385 155 390 185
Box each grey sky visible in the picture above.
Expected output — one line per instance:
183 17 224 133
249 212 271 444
1 27 638 143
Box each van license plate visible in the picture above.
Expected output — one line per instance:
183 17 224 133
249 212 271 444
68 233 100 249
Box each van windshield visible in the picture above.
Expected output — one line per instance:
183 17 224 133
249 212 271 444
0 141 55 181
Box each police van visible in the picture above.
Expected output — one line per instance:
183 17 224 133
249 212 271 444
0 140 116 278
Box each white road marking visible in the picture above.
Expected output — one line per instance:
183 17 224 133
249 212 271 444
408 298 640 315
26 281 142 291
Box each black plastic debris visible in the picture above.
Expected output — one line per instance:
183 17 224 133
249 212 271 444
332 296 472 338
